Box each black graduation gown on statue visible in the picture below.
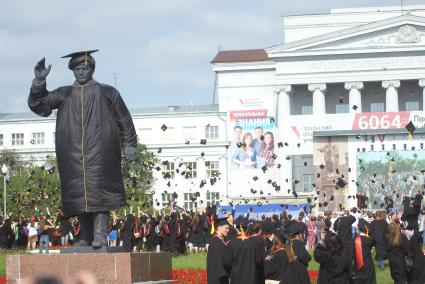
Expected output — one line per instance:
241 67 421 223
207 235 233 284
350 234 376 284
229 237 259 284
406 231 425 284
292 239 312 267
370 219 388 260
264 250 310 284
314 243 350 284
387 233 409 284
28 79 137 217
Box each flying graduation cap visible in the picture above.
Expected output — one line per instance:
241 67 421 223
405 121 415 140
61 49 98 70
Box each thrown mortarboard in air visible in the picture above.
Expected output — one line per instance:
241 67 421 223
161 124 168 131
352 105 358 111
336 178 347 189
200 139 207 145
61 49 98 70
405 121 415 140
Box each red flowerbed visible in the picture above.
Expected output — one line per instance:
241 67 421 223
0 275 5 284
171 269 319 284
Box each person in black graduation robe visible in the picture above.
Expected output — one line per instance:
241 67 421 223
264 229 310 284
229 236 259 284
207 217 233 284
333 212 356 245
248 222 266 284
287 221 312 268
404 229 425 284
370 211 388 269
386 222 409 284
314 232 350 284
350 219 376 284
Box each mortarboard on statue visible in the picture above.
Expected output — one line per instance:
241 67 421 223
61 50 99 70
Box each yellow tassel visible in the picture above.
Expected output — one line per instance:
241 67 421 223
241 227 246 240
85 52 88 66
210 221 215 235
408 133 413 141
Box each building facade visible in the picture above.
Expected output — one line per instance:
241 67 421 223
2 5 425 211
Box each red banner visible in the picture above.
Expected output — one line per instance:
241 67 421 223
352 112 410 130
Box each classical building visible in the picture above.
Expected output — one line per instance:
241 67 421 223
2 5 425 211
211 5 425 211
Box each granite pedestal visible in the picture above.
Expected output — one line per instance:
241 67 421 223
6 252 173 284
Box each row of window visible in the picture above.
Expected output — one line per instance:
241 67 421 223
0 132 47 146
139 125 219 144
298 101 420 115
357 143 424 152
161 192 220 210
163 161 220 179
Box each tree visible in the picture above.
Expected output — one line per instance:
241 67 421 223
120 143 157 217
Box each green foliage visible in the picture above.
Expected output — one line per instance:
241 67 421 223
0 144 156 219
119 143 157 217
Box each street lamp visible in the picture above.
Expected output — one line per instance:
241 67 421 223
1 164 8 220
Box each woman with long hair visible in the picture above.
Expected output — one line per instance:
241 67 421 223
27 216 39 251
314 232 350 284
232 132 256 169
306 216 317 250
122 214 135 252
188 212 204 253
386 221 409 284
259 131 275 168
38 216 54 254
264 229 310 284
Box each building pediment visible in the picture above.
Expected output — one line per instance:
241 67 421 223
266 14 425 57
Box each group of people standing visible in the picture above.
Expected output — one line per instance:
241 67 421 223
207 195 425 284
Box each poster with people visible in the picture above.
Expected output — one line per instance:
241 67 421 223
229 109 276 169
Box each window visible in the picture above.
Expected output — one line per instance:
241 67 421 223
301 105 313 115
381 144 385 151
405 101 419 111
163 162 175 179
206 192 220 207
370 103 384 112
403 144 407 150
160 127 175 143
335 104 349 113
31 132 45 145
184 193 197 211
205 125 219 139
421 143 424 150
183 162 197 178
370 145 374 151
0 134 3 146
301 174 314 192
182 126 197 142
11 133 24 146
206 161 220 177
392 144 396 150
138 128 153 144
161 193 173 207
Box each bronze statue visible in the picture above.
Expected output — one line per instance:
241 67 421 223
28 50 137 248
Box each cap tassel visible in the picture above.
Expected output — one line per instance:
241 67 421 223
241 227 246 240
408 132 413 141
85 52 88 66
210 221 215 235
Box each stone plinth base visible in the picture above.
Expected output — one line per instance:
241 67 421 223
7 252 172 284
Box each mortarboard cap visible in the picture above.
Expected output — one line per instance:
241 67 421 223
215 216 230 227
62 49 98 70
286 221 304 236
352 105 358 111
336 178 347 189
405 121 415 135
200 139 207 145
358 218 370 233
273 228 291 245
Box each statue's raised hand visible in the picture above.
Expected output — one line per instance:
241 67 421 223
34 57 52 80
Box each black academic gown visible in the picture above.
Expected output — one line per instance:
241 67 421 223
333 215 356 245
314 244 350 284
264 249 310 284
350 234 376 284
229 237 258 284
387 234 409 284
406 231 425 284
250 235 266 284
370 219 388 260
207 235 233 284
292 239 312 267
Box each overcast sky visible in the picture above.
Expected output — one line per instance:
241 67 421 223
1 0 424 113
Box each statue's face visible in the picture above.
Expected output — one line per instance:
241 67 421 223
72 63 94 85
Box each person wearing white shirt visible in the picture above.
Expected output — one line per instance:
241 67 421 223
27 216 39 251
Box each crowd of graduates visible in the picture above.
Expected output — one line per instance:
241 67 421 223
206 193 425 284
0 194 423 284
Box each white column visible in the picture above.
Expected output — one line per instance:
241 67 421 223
382 80 400 112
344 82 363 113
276 85 291 118
418 79 425 111
308 83 326 115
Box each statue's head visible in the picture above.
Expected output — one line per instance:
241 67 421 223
61 50 98 85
